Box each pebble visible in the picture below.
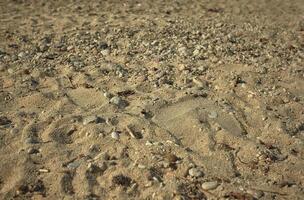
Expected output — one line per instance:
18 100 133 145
145 140 153 146
101 49 110 56
103 92 113 99
246 189 264 198
67 160 82 169
7 68 14 74
18 52 25 58
188 167 203 177
208 111 218 119
83 115 101 125
0 64 5 71
201 181 219 190
27 148 39 154
38 168 50 173
110 96 126 108
24 137 39 144
111 131 120 140
137 164 146 169
0 116 12 126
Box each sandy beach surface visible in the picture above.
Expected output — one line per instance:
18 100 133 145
0 0 304 199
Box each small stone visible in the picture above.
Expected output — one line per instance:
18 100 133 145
145 140 153 146
10 128 19 134
93 152 110 161
87 163 103 173
110 96 122 105
25 137 39 144
38 168 50 173
7 68 14 74
110 96 127 108
246 189 264 198
137 164 146 169
103 92 113 99
164 153 179 163
83 115 101 125
18 52 25 58
67 45 74 51
201 181 219 190
112 174 132 187
111 131 120 140
0 64 5 71
188 168 203 177
27 148 39 154
208 111 218 119
0 116 12 126
101 49 110 56
67 160 82 169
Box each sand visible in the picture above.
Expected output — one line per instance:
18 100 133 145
0 0 304 199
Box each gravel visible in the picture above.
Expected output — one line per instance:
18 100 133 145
188 167 203 178
201 181 219 190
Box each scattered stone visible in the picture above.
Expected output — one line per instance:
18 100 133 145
246 189 264 198
82 115 103 125
0 63 5 71
99 42 108 50
145 140 153 146
38 168 50 173
126 125 143 139
164 153 179 163
87 163 104 173
192 78 207 88
27 148 39 154
188 167 203 177
137 164 146 169
67 160 82 169
101 49 110 56
103 92 113 99
201 181 219 190
93 152 110 161
7 68 14 74
112 174 132 187
24 137 39 144
0 116 12 126
208 111 218 119
111 131 120 140
110 96 128 108
10 128 19 134
18 52 25 58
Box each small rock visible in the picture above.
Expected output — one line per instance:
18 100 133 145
188 167 203 177
67 160 82 169
67 45 74 51
137 164 146 169
7 68 14 74
164 153 179 163
246 189 264 198
0 63 5 71
101 49 110 56
201 181 219 190
10 128 19 134
87 163 103 173
110 96 127 108
112 174 132 187
99 42 108 50
25 137 39 144
111 131 120 140
208 111 218 119
103 92 113 99
18 52 25 58
0 116 12 126
83 115 102 125
27 148 39 154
